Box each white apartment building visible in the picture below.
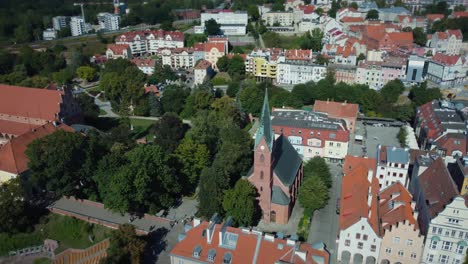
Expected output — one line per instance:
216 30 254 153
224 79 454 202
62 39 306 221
426 52 468 88
276 61 326 85
70 16 86 37
422 196 468 264
376 145 410 190
131 58 155 75
52 16 67 31
262 11 295 26
42 29 57 40
429 30 463 55
194 60 213 85
97 12 120 31
200 11 248 35
160 48 195 69
115 30 184 56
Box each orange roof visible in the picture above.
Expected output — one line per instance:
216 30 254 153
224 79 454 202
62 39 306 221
452 11 468 18
447 29 463 39
341 16 365 23
144 84 160 95
106 44 129 55
0 120 37 136
379 182 418 234
343 155 376 176
195 59 212 70
0 123 74 175
298 4 315 14
285 49 312 61
131 58 156 67
0 84 64 121
313 100 359 119
432 52 461 65
170 220 329 264
339 164 380 234
426 14 444 21
204 42 225 53
386 32 413 43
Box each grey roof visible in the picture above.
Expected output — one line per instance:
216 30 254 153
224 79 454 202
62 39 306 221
381 145 409 164
271 109 346 130
379 7 410 14
273 136 303 186
359 2 378 9
272 185 290 205
255 90 274 150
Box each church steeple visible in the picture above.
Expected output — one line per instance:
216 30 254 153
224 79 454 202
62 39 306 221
255 89 274 150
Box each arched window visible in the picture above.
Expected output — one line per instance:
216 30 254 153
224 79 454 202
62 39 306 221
260 171 264 179
260 154 264 163
260 186 263 192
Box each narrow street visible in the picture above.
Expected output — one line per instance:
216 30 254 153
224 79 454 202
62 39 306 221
307 162 342 264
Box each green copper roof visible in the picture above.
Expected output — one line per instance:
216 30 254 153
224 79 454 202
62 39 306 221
272 185 290 205
255 90 274 150
273 136 303 186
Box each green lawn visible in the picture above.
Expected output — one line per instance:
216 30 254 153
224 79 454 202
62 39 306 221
99 109 107 115
297 209 312 241
130 118 156 139
262 32 305 49
0 214 112 256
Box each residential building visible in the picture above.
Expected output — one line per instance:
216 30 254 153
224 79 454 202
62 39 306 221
394 15 427 31
336 7 363 22
245 49 283 81
448 156 468 196
0 123 74 182
174 9 200 20
378 7 411 22
313 100 359 133
409 156 459 235
169 217 330 264
426 52 468 89
161 48 195 69
451 11 468 19
421 196 468 264
262 11 294 26
247 92 304 224
343 155 376 176
404 55 427 85
276 61 326 85
338 165 381 264
429 30 463 55
271 109 350 161
204 42 226 70
0 84 81 145
194 60 214 85
355 56 407 90
378 182 424 264
376 145 410 190
285 0 305 10
42 29 57 40
97 12 120 31
333 65 357 85
115 30 184 56
70 16 86 36
200 10 248 35
105 44 131 59
131 58 155 75
52 16 67 31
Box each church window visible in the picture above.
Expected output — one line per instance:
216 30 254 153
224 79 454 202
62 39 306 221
260 154 264 163
260 171 264 179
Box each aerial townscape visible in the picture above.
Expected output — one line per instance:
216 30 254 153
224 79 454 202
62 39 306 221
1 0 468 263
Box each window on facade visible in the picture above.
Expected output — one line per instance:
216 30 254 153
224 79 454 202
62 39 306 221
329 142 334 147
370 245 376 252
380 175 384 179
363 235 368 241
459 232 464 239
393 172 397 177
430 240 438 249
442 241 452 251
357 242 363 249
438 228 443 235
406 239 413 246
330 133 336 139
465 233 468 240
439 254 449 264
385 248 392 254
356 233 361 239
400 163 405 168
393 237 400 244
452 230 457 237
454 259 461 264
457 245 465 254
291 130 295 134
399 173 403 178
345 239 350 246
398 250 404 256
411 252 417 259
337 143 341 147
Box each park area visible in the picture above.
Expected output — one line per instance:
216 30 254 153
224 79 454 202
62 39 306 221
0 213 112 257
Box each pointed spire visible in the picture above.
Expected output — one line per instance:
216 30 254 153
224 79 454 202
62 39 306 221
255 89 274 150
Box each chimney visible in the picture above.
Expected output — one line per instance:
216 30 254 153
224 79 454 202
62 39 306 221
367 169 373 183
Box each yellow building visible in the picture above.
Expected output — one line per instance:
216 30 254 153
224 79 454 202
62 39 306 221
253 57 278 80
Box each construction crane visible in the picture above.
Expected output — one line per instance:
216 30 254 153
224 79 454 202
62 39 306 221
73 0 123 23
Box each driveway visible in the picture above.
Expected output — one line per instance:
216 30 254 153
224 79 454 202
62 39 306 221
307 163 342 264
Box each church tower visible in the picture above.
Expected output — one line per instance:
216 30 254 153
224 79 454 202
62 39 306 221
250 90 275 222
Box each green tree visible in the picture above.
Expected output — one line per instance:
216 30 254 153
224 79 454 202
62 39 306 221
76 94 100 120
148 93 163 117
76 66 97 82
227 55 246 78
413 27 427 46
205 19 221 35
247 5 260 21
52 67 75 85
161 85 190 114
222 179 259 226
150 64 177 84
216 56 230 72
151 113 187 154
397 126 408 147
198 164 229 218
366 9 379 20
174 137 210 191
315 54 329 65
380 79 405 103
454 5 466 12
298 177 329 212
328 0 340 18
409 82 442 106
304 157 332 188
226 82 240 97
239 84 265 115
0 179 31 234
315 7 324 16
349 2 358 9
101 224 146 264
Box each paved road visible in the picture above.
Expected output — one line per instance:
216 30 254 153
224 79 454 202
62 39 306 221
308 162 342 264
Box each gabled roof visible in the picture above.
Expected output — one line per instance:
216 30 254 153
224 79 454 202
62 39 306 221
313 100 359 120
195 59 212 70
452 11 468 18
447 29 463 39
285 49 312 61
131 58 156 67
379 182 418 233
106 44 129 55
0 123 74 175
204 42 226 53
433 133 467 156
432 52 461 66
273 136 303 187
0 84 64 121
417 157 459 219
343 155 376 176
426 14 444 21
341 16 365 23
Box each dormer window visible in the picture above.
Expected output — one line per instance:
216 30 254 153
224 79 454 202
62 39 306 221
207 249 216 262
223 252 232 264
193 245 202 258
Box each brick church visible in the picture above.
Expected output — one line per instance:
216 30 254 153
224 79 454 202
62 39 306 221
247 91 304 224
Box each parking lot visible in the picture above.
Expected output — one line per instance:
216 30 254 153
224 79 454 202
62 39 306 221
348 121 401 158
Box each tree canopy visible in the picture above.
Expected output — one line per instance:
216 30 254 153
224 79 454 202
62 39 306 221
222 179 260 227
366 9 379 20
101 224 147 264
205 19 221 35
298 177 329 212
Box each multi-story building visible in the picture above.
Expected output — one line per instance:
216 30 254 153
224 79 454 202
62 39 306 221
52 16 67 31
42 29 57 40
200 10 248 35
426 52 468 89
378 7 411 22
130 58 155 75
245 49 283 81
333 65 357 85
115 30 184 56
247 93 304 224
105 44 131 59
160 48 195 69
378 182 424 264
448 156 468 196
429 30 463 55
70 16 86 36
422 195 468 264
409 156 459 235
97 12 120 31
262 11 295 26
313 100 359 133
276 61 326 85
395 15 427 31
271 109 350 161
404 55 427 85
173 9 201 20
338 165 381 264
375 145 410 190
194 60 214 85
356 56 408 90
203 42 226 70
169 217 330 264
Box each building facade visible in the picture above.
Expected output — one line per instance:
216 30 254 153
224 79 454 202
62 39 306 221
276 61 326 85
426 53 467 89
161 48 195 69
115 30 184 56
97 12 120 31
194 60 213 85
200 10 248 35
376 145 410 190
52 16 67 31
70 16 86 36
105 44 131 59
313 100 359 133
429 30 463 55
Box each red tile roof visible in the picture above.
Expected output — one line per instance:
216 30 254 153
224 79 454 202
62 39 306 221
0 120 37 137
341 16 365 23
343 155 376 176
195 60 212 70
170 220 329 264
0 84 64 121
426 14 444 21
204 42 226 53
313 100 359 119
106 44 129 55
0 123 74 175
379 182 418 233
432 52 461 66
433 133 467 157
144 84 160 96
131 58 156 68
285 49 312 61
447 29 463 39
452 11 468 18
298 4 315 14
116 29 184 42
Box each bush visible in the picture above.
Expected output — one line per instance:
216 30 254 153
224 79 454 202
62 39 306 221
398 126 408 147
